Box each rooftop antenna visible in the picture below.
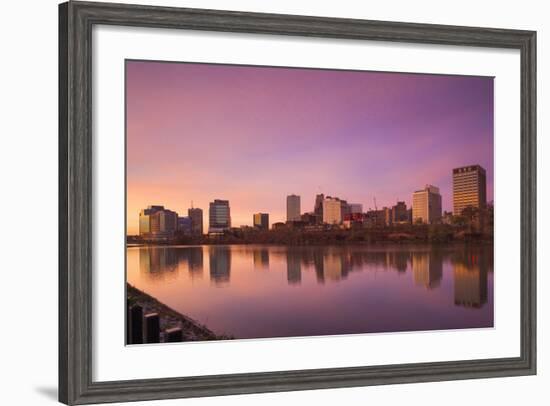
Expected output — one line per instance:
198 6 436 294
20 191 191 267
191 200 194 209
373 197 378 211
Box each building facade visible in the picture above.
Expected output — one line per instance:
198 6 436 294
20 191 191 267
392 201 409 224
452 165 487 216
177 216 192 235
364 209 385 227
139 205 178 239
314 194 324 223
412 185 442 224
208 199 231 234
323 197 342 225
286 194 301 222
188 207 203 235
349 203 363 214
340 199 350 221
383 207 393 226
253 213 269 230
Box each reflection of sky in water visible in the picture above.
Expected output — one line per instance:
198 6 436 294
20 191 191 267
128 244 493 340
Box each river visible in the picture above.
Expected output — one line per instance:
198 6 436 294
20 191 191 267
127 244 493 340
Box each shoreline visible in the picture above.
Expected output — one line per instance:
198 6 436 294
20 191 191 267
127 239 494 248
127 224 493 246
127 284 232 341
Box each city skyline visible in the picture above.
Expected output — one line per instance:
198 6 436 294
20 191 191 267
126 60 493 234
133 162 489 237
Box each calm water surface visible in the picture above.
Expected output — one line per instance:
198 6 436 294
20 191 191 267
127 244 493 339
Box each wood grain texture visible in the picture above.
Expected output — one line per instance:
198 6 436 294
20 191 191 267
58 1 537 404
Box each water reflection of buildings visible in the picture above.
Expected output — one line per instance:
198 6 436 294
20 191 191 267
453 253 488 308
279 247 410 285
286 251 302 284
137 246 492 306
139 247 178 277
209 247 231 285
253 248 270 270
323 254 350 281
386 251 409 273
313 251 325 284
186 247 204 279
412 252 443 289
138 247 205 280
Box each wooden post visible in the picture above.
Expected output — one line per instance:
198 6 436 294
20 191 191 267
128 305 143 345
126 299 131 344
165 327 183 342
144 313 160 343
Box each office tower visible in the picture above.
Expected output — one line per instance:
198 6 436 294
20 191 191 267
349 203 363 214
139 205 162 236
314 193 324 223
340 199 351 221
323 197 342 224
177 216 192 235
253 213 269 230
412 185 442 224
286 194 301 222
208 199 231 234
392 201 408 223
383 207 393 226
452 165 487 216
139 205 178 239
188 207 203 235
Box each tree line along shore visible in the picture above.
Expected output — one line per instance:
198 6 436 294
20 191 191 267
127 222 493 246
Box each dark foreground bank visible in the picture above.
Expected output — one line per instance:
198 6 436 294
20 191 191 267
127 284 232 342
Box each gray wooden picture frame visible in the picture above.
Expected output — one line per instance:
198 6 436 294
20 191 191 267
59 1 537 404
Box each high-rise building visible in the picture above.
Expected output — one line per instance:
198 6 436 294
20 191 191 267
286 194 301 222
340 199 351 221
364 209 385 227
177 216 192 235
188 207 203 235
139 205 178 239
392 201 408 223
412 185 442 224
323 197 342 224
253 213 269 230
452 165 487 216
383 207 393 226
314 194 324 223
208 199 231 234
349 203 363 214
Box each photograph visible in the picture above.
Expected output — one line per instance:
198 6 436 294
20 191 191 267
50 1 539 404
125 60 495 344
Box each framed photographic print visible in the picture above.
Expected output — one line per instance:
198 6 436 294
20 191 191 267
59 1 536 404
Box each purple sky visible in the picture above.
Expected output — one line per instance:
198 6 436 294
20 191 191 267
126 60 493 234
